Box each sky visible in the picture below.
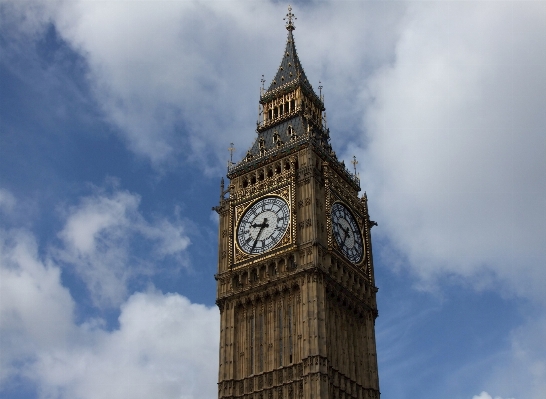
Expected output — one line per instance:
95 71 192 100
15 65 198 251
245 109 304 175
0 1 545 399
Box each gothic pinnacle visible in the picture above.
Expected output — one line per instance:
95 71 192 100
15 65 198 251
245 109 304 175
284 5 296 31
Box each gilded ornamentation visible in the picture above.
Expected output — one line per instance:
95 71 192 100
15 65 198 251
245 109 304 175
216 8 379 399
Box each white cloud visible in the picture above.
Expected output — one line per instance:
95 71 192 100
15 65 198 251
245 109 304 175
0 229 75 385
0 227 218 399
473 392 516 399
1 0 408 171
359 1 546 303
56 187 190 308
0 189 16 213
30 291 219 399
50 0 282 168
481 316 546 399
2 1 546 397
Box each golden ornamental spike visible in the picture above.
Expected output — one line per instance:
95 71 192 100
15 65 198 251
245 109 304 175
351 155 359 176
284 5 296 31
228 143 235 162
228 142 235 166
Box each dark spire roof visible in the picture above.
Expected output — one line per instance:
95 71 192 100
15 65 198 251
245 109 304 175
265 7 315 97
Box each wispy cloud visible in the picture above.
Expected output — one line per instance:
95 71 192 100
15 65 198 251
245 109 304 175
55 185 189 308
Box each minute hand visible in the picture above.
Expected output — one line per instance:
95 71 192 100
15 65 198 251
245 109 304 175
336 222 351 248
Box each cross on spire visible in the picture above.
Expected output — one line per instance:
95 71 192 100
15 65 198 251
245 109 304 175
284 5 296 31
228 143 236 169
228 143 235 161
351 155 359 176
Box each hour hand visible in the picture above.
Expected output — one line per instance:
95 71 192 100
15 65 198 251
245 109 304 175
251 218 269 229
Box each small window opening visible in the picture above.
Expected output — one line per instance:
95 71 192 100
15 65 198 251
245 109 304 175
258 171 264 181
267 168 273 178
251 176 256 185
242 179 248 188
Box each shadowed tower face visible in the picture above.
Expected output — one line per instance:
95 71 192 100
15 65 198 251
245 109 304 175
214 7 380 399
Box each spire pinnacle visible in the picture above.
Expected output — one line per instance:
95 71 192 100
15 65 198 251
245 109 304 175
284 5 296 31
351 155 359 176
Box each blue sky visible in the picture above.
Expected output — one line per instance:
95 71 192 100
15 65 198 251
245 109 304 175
1 1 545 399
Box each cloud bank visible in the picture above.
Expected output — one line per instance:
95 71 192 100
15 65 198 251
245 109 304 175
0 190 217 399
359 1 546 304
1 1 545 398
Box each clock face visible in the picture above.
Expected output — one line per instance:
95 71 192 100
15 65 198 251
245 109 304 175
331 202 364 264
237 196 290 255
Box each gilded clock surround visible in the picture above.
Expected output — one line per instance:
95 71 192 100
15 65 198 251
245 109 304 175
214 7 380 399
330 201 365 265
234 185 295 264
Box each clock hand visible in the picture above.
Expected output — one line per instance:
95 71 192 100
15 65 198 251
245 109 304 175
342 226 351 247
336 222 348 242
251 218 269 253
336 222 351 248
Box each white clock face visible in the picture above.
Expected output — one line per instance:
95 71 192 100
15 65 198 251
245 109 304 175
331 202 364 264
237 196 290 255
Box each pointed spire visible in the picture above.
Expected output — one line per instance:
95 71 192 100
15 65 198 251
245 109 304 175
265 6 313 95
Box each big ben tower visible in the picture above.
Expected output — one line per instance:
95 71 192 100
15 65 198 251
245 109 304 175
214 7 380 399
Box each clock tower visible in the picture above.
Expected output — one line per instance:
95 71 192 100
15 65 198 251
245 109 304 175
214 7 380 399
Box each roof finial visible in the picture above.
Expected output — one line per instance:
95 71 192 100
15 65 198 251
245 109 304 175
284 5 296 31
228 142 235 162
228 142 236 169
352 155 359 176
